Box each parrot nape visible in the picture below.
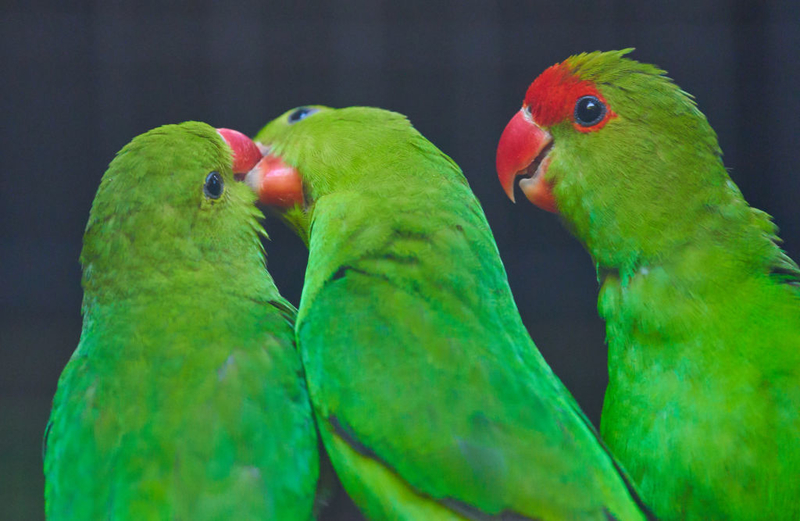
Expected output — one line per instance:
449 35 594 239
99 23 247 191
244 106 654 520
44 122 321 520
496 49 800 519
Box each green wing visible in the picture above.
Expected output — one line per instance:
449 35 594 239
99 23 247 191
298 168 649 520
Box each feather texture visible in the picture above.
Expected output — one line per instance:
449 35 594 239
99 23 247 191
254 107 654 520
44 122 320 520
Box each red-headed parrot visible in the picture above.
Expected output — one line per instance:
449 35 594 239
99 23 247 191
496 49 800 519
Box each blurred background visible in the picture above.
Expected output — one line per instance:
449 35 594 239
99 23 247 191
2 1 798 518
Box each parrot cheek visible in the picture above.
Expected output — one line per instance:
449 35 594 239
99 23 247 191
245 154 305 209
518 155 558 213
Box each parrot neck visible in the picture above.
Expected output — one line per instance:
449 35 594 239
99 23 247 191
595 195 795 296
581 159 787 283
79 221 283 322
78 246 293 365
588 151 800 365
595 187 799 356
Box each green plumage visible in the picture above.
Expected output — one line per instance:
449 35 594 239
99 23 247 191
44 122 319 520
254 107 652 520
535 51 800 519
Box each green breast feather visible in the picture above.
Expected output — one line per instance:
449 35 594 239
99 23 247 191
44 122 320 520
497 49 800 519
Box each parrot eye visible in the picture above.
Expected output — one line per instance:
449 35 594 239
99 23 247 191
574 96 607 127
204 171 224 199
287 107 318 124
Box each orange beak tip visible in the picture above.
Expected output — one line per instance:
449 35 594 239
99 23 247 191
245 154 304 209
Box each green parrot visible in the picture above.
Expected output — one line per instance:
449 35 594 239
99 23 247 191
496 49 800 519
44 122 321 520
245 106 654 520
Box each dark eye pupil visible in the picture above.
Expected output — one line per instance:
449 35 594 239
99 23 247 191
204 171 223 199
288 107 315 124
574 96 606 127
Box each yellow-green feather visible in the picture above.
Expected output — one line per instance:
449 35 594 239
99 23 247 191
44 122 319 520
255 107 653 520
541 51 800 519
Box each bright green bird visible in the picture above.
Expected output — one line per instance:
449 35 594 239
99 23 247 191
245 106 654 520
44 122 320 520
496 50 800 519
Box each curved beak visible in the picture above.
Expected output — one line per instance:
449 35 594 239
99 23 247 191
217 128 264 175
245 153 304 209
496 110 557 212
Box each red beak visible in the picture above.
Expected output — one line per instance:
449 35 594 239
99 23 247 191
245 153 304 209
496 110 557 213
217 128 264 174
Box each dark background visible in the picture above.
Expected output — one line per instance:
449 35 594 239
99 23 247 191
3 1 799 519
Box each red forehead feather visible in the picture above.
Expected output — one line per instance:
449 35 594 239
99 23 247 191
524 63 604 127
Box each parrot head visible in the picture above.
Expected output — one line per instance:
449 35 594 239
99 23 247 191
496 50 726 267
81 122 265 297
245 106 423 244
